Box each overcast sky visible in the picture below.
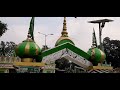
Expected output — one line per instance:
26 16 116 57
0 17 119 52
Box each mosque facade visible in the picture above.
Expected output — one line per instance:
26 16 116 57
0 17 113 73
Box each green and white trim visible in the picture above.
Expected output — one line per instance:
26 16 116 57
41 43 93 69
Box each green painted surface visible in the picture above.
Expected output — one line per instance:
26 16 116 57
95 48 101 62
41 42 90 60
0 69 6 73
56 39 75 46
15 40 41 58
41 43 67 57
17 41 27 57
67 43 90 59
29 42 36 55
87 48 106 64
36 55 42 62
0 71 5 73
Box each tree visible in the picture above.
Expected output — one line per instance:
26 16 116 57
103 37 120 68
0 21 8 37
0 41 5 56
0 41 17 57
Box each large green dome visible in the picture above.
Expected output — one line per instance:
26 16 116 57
55 36 75 46
15 38 41 58
87 47 106 65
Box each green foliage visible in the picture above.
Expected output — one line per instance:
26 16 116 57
0 41 17 57
103 37 120 68
0 21 8 37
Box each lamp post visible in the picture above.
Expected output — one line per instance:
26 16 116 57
38 32 53 50
88 19 113 50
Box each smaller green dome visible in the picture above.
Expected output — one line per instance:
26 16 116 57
87 47 106 65
15 38 41 58
55 37 75 46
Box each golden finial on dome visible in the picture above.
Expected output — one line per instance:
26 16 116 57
25 32 33 42
61 17 68 37
55 17 75 46
27 33 31 38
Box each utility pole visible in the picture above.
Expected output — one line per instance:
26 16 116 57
88 19 113 50
38 32 53 50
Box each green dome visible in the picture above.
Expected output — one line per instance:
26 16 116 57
55 37 75 46
87 47 106 65
15 38 41 58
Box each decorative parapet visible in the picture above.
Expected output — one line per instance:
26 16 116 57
0 56 21 63
42 60 56 73
87 65 113 73
112 68 120 73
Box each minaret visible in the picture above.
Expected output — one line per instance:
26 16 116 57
61 17 68 37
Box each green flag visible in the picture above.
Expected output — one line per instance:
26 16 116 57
29 17 35 41
92 28 97 47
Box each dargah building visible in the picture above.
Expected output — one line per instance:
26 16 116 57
0 17 113 73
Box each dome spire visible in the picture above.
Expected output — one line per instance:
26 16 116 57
28 17 35 41
55 17 75 46
27 33 31 39
61 17 68 37
26 17 35 42
92 28 97 48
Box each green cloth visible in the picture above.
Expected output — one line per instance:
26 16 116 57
29 17 35 41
